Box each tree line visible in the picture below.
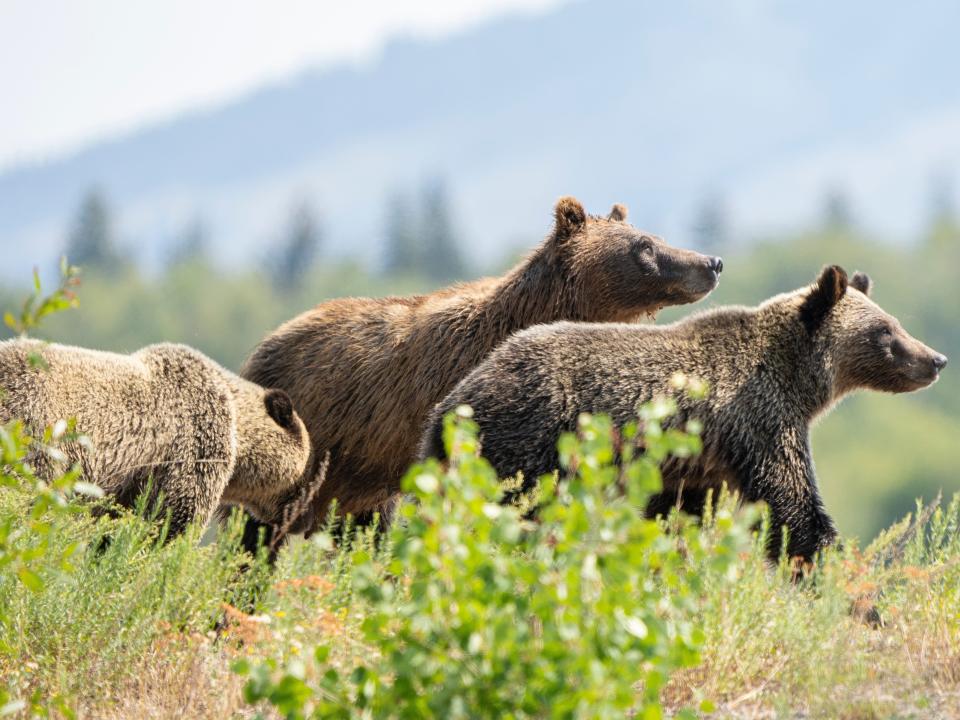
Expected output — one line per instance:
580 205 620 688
64 179 469 289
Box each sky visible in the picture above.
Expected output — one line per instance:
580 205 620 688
0 0 561 170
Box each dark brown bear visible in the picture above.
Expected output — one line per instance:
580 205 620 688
239 196 723 547
421 266 947 561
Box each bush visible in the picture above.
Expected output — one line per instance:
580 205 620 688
236 401 756 719
0 261 94 716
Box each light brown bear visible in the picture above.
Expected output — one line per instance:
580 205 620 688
421 266 947 561
239 196 723 547
0 340 313 538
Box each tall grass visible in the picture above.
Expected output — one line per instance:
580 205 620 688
1 474 958 717
1 265 957 717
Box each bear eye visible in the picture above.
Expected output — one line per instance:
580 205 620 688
630 237 657 268
879 327 893 339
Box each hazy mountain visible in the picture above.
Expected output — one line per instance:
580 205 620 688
1 0 958 280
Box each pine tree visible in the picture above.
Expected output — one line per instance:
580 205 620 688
272 201 322 291
926 172 958 250
420 180 465 282
65 189 122 273
823 187 854 231
691 193 729 253
167 216 210 268
383 192 420 275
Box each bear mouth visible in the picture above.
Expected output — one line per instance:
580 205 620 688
682 270 721 301
901 367 940 390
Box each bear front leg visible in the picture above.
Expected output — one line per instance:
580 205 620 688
155 460 231 539
740 435 838 563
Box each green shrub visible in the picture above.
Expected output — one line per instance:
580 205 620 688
0 261 95 716
0 498 266 713
236 401 756 719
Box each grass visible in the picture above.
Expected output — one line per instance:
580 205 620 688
5 233 959 718
664 496 960 719
2 484 959 718
0 397 957 719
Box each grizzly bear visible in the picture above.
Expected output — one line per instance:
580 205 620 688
0 340 314 538
239 196 723 545
420 266 947 561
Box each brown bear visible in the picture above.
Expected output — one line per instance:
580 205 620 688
239 196 723 545
420 266 947 561
0 340 314 538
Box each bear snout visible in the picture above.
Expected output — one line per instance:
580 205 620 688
709 256 724 274
905 350 947 388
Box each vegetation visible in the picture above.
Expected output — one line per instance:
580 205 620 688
2 394 959 717
6 207 957 540
235 404 753 720
0 191 957 717
0 265 102 716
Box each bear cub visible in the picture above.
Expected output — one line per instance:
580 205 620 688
422 266 947 561
0 340 314 538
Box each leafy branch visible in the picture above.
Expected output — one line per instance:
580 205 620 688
4 257 81 338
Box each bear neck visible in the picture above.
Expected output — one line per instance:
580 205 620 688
221 376 295 513
477 242 585 334
222 376 255 468
755 304 837 421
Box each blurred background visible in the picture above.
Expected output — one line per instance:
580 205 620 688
1 0 958 541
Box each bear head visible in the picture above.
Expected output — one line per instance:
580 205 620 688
549 196 723 321
800 265 947 395
230 384 314 531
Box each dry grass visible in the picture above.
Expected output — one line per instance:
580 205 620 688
88 633 247 720
663 522 960 719
3 488 959 719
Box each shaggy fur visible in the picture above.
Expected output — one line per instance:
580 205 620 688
0 340 312 537
239 196 723 543
421 266 948 561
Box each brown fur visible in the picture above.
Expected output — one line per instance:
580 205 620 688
0 340 312 537
421 266 947 561
240 196 723 534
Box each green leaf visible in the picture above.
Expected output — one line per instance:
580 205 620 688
269 675 313 714
17 564 43 592
414 473 439 494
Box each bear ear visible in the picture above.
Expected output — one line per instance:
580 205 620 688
607 203 628 222
553 196 587 240
264 389 297 430
799 265 848 334
850 271 872 296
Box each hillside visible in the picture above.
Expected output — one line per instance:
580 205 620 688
1 0 959 279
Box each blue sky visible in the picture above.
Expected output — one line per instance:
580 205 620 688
1 0 957 281
0 0 561 169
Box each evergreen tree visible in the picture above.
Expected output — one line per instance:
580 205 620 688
691 193 730 253
383 191 420 275
65 189 122 273
420 180 465 282
925 172 959 250
167 216 210 269
272 200 322 291
823 186 854 231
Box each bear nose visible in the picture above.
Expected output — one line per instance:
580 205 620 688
933 354 948 371
710 257 724 274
